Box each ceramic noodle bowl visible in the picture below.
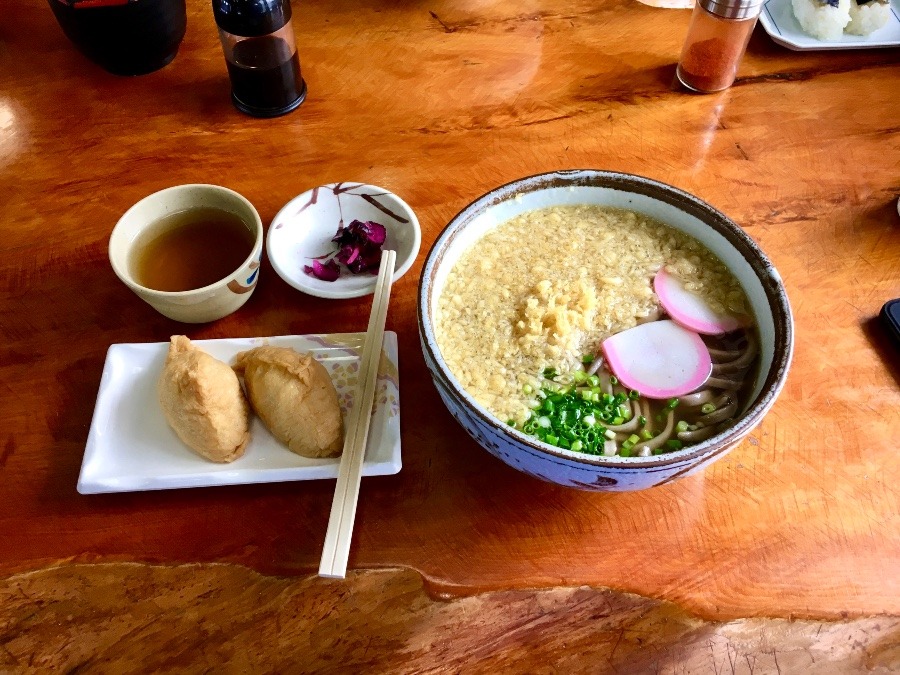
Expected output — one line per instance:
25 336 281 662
417 170 794 492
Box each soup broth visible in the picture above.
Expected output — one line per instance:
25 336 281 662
131 207 255 292
434 204 758 457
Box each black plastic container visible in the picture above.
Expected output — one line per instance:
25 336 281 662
48 0 187 76
213 0 306 117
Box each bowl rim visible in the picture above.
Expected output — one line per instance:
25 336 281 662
417 169 794 470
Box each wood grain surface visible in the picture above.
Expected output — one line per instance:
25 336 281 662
1 0 898 669
2 564 898 673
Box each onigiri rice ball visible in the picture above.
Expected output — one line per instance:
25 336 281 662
846 0 891 35
792 0 851 40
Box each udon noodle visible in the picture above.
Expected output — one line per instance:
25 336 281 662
434 204 758 457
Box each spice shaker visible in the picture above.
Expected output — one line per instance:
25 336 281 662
676 0 763 93
212 0 307 117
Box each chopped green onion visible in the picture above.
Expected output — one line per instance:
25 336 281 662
665 439 683 451
582 354 594 364
619 446 633 457
638 415 647 426
701 403 716 414
612 416 624 425
587 375 600 387
604 429 616 440
628 390 640 400
652 448 664 455
523 384 533 395
542 367 558 379
518 372 634 457
667 398 680 410
626 434 640 445
676 420 689 433
640 429 653 440
507 419 516 427
609 376 619 385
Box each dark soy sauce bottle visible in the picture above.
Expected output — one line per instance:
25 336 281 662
212 0 307 117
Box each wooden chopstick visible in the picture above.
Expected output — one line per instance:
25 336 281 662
319 249 397 578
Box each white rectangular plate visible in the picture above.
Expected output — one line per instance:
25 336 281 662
760 0 900 50
78 332 401 494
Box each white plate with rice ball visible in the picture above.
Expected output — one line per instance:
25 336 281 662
760 0 900 49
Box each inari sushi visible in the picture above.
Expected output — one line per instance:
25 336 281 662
846 0 891 35
233 346 344 458
157 336 251 463
792 0 851 40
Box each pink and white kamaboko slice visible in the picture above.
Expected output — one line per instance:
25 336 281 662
654 268 742 335
601 319 712 399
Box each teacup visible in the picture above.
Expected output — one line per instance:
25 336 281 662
109 184 263 323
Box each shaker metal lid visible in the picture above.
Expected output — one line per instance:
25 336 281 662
698 0 764 19
213 0 292 37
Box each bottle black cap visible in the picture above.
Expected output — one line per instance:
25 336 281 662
212 0 292 38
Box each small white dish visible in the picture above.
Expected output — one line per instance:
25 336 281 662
267 183 421 299
760 0 900 50
78 332 401 494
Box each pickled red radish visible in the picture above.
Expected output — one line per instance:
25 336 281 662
654 268 742 335
601 320 712 399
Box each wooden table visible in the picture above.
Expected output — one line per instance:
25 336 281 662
2 0 898 671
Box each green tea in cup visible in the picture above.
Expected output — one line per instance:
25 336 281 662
109 184 263 323
130 206 256 292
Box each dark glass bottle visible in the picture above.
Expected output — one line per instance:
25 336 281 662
48 0 187 76
212 0 307 117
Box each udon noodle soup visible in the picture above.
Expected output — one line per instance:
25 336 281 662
434 204 759 457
